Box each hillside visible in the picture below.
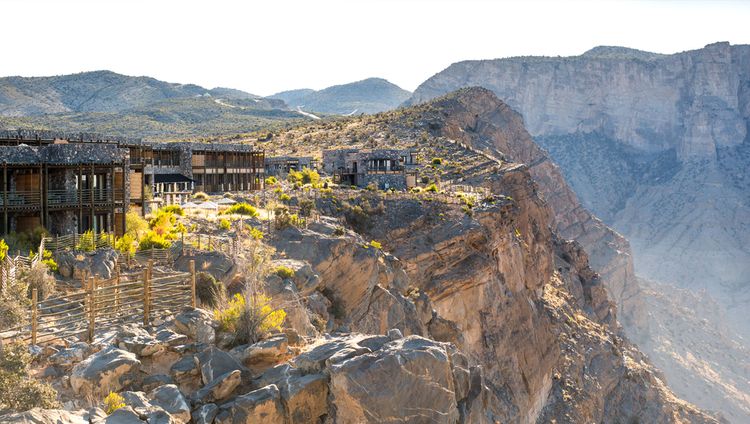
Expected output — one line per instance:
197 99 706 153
270 78 411 115
0 70 266 116
0 96 307 140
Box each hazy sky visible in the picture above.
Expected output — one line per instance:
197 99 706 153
2 0 749 96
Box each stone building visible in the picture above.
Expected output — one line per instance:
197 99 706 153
0 131 265 236
322 148 418 189
264 155 316 176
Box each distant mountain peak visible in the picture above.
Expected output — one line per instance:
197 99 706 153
270 78 411 115
581 46 664 60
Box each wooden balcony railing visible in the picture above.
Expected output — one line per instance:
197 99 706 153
0 191 42 207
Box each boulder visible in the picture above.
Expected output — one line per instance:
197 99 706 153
214 384 284 424
100 407 145 424
70 347 140 396
0 408 88 424
141 374 175 392
115 324 165 357
328 336 460 423
229 334 288 369
174 308 215 345
48 342 90 367
192 369 242 403
192 404 219 424
195 346 245 385
283 373 329 423
170 354 199 382
149 385 191 424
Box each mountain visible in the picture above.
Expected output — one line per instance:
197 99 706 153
270 78 411 115
0 70 266 116
0 71 310 139
407 42 750 336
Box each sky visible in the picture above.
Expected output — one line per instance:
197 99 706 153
2 0 749 96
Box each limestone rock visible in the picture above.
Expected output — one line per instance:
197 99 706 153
229 334 288 369
48 342 90 367
193 370 242 403
328 336 460 423
195 346 245 385
0 408 88 424
192 404 219 424
149 385 191 424
214 384 284 424
70 346 140 396
174 308 215 345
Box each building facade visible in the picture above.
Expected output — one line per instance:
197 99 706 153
322 148 418 189
0 131 265 236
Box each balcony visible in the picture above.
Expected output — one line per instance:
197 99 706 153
0 191 42 208
47 189 125 208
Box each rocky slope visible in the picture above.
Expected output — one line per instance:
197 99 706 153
270 78 411 115
407 43 750 325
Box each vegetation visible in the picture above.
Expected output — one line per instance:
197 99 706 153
247 226 264 240
193 191 210 201
40 249 57 273
0 239 7 262
104 391 125 415
115 234 137 257
279 193 291 203
431 157 443 165
298 199 315 217
223 202 259 216
425 183 439 193
214 293 286 346
287 167 320 186
138 231 171 250
369 240 382 250
196 272 226 309
264 176 278 186
218 218 232 231
161 204 185 216
274 207 301 230
125 209 149 240
75 230 96 252
273 265 295 279
0 343 59 412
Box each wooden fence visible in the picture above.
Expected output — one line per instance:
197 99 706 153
43 232 116 253
1 260 197 346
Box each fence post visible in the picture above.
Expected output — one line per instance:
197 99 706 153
87 276 95 342
115 262 121 313
198 234 201 250
143 268 150 327
209 235 212 251
181 231 185 256
31 288 38 345
189 260 196 308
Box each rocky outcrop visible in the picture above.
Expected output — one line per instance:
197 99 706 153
412 87 644 335
408 43 750 338
70 347 141 397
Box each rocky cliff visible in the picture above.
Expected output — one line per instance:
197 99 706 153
407 43 750 317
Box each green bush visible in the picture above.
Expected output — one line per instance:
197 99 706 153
287 167 320 186
214 293 286 346
75 230 96 252
218 218 232 231
369 240 382 250
125 209 149 241
431 157 443 165
273 265 295 279
425 183 438 193
265 176 278 186
279 193 291 203
193 191 210 201
115 234 136 257
196 272 226 309
224 202 259 216
0 239 7 262
161 204 185 216
104 391 125 415
41 250 57 273
138 231 171 250
0 343 59 412
247 226 264 240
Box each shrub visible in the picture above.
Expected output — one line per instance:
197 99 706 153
161 204 185 216
224 202 259 217
411 187 422 193
41 250 57 273
273 265 295 279
247 226 264 240
287 167 320 186
215 292 286 345
223 192 234 198
431 157 443 165
196 272 226 309
265 176 278 186
425 183 438 193
218 218 231 231
75 230 96 252
369 240 382 250
104 391 125 415
0 239 7 262
279 193 291 203
0 343 59 412
298 199 315 217
138 231 171 250
333 226 345 236
274 207 301 230
25 261 56 300
273 187 283 195
115 234 136 257
125 209 149 240
193 191 210 201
